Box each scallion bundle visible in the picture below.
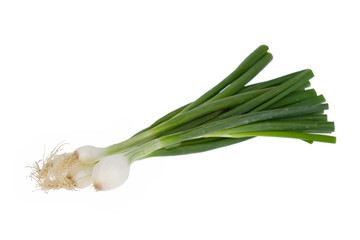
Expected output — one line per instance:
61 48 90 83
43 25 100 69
30 45 336 192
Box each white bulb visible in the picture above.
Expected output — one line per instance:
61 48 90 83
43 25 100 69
66 162 93 189
92 154 130 191
75 145 106 164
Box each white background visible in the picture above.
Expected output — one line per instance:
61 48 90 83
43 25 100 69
1 0 359 239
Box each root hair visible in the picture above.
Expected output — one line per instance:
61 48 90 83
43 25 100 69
29 143 79 192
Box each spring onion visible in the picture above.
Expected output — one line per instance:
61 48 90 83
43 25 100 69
29 45 336 192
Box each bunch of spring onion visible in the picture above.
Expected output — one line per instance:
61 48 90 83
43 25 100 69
30 45 336 192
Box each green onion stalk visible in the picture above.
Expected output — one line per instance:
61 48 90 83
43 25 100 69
29 45 336 192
